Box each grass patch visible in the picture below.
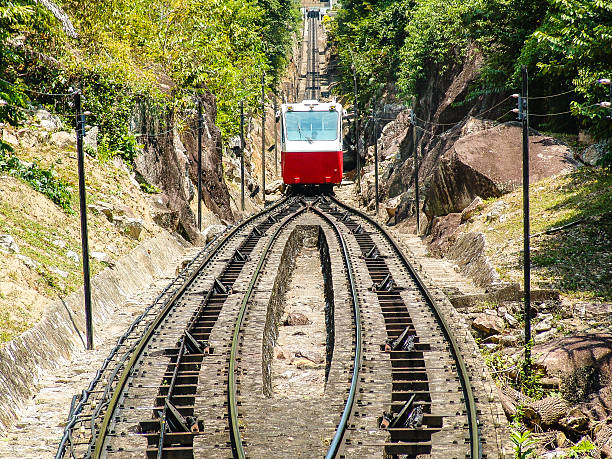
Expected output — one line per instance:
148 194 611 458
0 148 74 213
473 167 612 301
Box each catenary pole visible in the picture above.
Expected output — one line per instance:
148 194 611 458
261 72 266 206
197 99 202 231
75 90 93 350
240 100 245 212
521 65 532 368
373 107 379 215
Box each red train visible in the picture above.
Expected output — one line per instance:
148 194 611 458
280 100 344 186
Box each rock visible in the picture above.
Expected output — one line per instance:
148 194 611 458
534 334 612 397
152 209 180 230
0 235 19 253
15 254 40 269
66 250 79 263
504 312 519 327
48 266 68 278
424 122 576 220
265 180 284 195
535 320 552 333
51 239 66 249
581 142 609 166
446 232 501 287
39 119 57 131
201 224 226 244
484 308 497 316
87 202 114 222
50 131 75 149
499 334 518 347
36 109 61 130
559 408 589 434
472 313 505 336
461 196 483 222
84 126 98 152
283 312 311 326
114 216 144 240
90 251 112 265
427 213 462 257
385 194 402 219
293 358 318 369
574 302 612 320
274 346 286 360
2 131 18 146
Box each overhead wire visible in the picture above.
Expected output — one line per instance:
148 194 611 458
0 76 74 97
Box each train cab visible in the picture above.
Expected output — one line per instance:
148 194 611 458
280 100 343 186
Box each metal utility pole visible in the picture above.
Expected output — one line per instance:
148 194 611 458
521 65 531 366
197 99 203 232
411 109 420 235
274 98 278 175
353 66 360 191
240 100 245 212
74 90 93 350
373 107 379 215
261 72 266 206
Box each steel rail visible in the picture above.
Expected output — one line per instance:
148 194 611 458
326 195 482 459
228 203 309 458
89 196 290 458
309 207 362 459
57 229 227 459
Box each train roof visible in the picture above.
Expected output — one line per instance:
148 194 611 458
281 100 342 111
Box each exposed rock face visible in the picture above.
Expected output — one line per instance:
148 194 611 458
180 92 233 222
132 93 231 243
424 122 576 220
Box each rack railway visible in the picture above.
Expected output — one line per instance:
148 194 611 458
55 6 502 459
56 194 482 458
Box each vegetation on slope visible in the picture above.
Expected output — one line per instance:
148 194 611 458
0 0 300 165
328 0 612 164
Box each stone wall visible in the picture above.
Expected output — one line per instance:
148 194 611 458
0 231 190 433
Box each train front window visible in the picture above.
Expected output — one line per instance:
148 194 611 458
285 111 339 141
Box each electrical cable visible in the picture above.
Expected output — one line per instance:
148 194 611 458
526 89 575 100
0 76 74 97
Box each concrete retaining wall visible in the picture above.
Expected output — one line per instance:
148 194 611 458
0 231 191 433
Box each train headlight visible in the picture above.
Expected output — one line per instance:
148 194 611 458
330 105 336 111
287 106 293 111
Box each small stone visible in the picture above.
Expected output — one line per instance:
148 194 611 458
52 239 66 249
484 308 498 316
50 131 75 149
460 196 483 222
201 224 226 244
66 250 80 263
114 216 144 240
535 319 553 332
274 346 286 360
49 266 69 278
472 313 505 336
293 358 318 369
0 234 20 253
15 254 40 269
283 312 311 326
84 125 98 153
504 312 519 327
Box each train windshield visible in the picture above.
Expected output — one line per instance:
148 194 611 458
285 111 339 141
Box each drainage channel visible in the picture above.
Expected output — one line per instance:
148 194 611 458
318 198 447 457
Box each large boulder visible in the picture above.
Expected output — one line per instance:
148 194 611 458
534 334 612 399
424 122 576 220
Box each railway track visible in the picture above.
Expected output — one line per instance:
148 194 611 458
56 193 481 459
306 9 320 100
